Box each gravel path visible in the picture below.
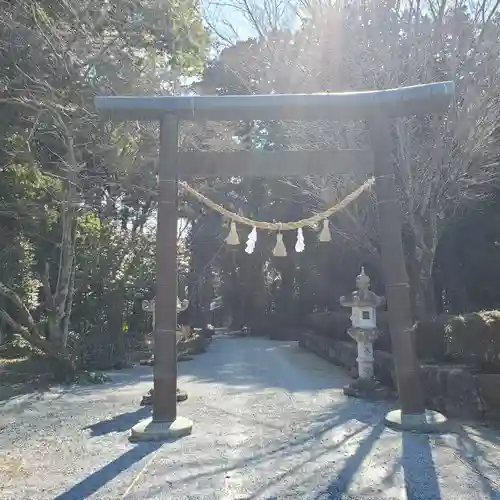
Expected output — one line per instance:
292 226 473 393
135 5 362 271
1 335 500 500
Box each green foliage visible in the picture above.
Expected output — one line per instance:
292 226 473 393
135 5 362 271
8 334 44 357
2 0 500 376
0 0 208 371
69 217 156 369
0 355 54 386
0 334 39 358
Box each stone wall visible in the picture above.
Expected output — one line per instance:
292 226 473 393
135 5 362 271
300 332 500 420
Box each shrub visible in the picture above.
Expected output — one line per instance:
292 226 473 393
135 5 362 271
413 316 450 362
0 334 43 358
413 311 500 370
307 309 500 371
0 355 54 385
69 328 132 371
306 311 392 351
445 310 500 371
249 312 303 340
66 371 111 385
306 312 351 341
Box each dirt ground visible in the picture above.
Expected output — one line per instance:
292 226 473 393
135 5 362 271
1 336 500 499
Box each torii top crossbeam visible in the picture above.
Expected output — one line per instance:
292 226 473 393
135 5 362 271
95 81 454 121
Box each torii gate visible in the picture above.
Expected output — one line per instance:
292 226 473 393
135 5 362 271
95 81 454 440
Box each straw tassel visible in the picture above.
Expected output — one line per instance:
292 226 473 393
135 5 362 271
245 227 257 254
273 233 287 257
225 221 240 245
319 219 331 242
295 228 305 253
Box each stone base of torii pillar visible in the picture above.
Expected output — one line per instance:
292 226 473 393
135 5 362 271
130 416 193 442
130 296 194 442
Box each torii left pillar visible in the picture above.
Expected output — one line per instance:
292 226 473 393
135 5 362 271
130 114 192 441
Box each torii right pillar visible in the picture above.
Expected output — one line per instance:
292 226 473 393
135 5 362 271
370 115 448 432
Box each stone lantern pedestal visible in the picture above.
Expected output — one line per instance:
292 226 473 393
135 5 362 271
347 327 380 380
139 296 189 406
340 268 392 400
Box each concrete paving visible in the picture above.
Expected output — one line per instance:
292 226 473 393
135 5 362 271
1 335 500 500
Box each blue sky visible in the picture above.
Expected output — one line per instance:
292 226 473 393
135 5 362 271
201 0 300 44
201 1 260 42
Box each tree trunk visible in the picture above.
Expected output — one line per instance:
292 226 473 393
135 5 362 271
42 136 78 350
107 288 126 367
229 263 244 329
61 261 75 348
240 252 266 330
404 208 439 320
411 247 438 320
0 283 76 376
274 236 296 325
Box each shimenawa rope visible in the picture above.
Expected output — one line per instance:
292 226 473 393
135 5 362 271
179 177 375 256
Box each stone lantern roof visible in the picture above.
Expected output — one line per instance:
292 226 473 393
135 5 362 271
340 267 385 308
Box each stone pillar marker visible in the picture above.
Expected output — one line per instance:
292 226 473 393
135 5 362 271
340 267 384 382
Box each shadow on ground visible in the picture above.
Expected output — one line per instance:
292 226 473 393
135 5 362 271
313 422 386 499
434 426 500 499
142 399 387 499
84 406 151 436
402 432 442 500
54 442 162 500
7 335 500 500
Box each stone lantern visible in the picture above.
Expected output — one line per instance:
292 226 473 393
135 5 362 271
340 267 385 381
142 297 189 345
139 295 190 407
142 298 156 329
